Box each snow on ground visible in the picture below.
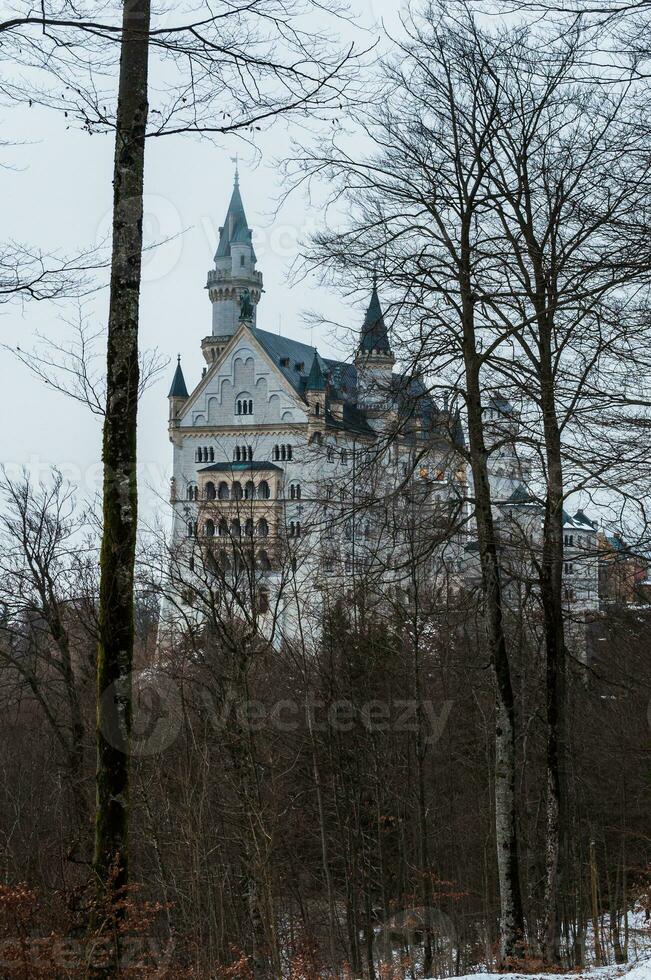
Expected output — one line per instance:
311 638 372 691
423 957 651 980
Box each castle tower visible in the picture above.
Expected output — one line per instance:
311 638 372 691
203 168 264 363
354 282 395 411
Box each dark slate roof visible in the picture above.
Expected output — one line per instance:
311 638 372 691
214 176 257 262
250 326 464 445
168 357 189 398
198 461 283 473
507 485 538 505
487 393 514 415
359 285 391 355
252 326 330 395
574 509 597 529
306 351 327 391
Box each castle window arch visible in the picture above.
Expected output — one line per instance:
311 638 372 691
218 481 230 500
209 447 214 462
187 483 198 501
258 481 270 500
245 518 254 538
327 446 334 463
232 482 243 500
281 445 286 461
205 519 215 538
236 394 254 417
244 480 255 500
205 481 216 501
289 483 301 501
257 518 269 538
258 550 271 572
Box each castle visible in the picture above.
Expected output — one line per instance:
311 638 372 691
165 174 639 643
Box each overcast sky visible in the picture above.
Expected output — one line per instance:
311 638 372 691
1 0 403 523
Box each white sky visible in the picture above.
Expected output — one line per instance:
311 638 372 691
1 0 401 523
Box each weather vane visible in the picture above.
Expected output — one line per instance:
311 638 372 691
230 153 239 184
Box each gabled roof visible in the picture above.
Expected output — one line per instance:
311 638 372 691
168 356 189 398
214 176 257 262
563 508 597 531
359 284 391 355
507 485 538 505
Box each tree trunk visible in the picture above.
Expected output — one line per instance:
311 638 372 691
94 0 150 893
461 278 525 961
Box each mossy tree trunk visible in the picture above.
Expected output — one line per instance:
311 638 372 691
94 0 150 894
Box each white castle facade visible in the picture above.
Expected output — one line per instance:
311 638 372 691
165 175 601 643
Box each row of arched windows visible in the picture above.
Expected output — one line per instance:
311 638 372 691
195 446 214 462
204 517 269 538
236 398 254 416
272 444 293 461
234 445 253 462
199 548 272 574
205 480 271 501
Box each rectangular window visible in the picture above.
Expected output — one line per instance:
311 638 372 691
564 562 574 575
564 534 573 546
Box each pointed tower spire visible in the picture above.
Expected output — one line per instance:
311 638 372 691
168 354 188 398
359 282 391 356
306 350 327 391
355 283 395 414
205 168 264 360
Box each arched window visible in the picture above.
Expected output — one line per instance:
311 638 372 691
195 449 201 463
248 446 253 461
232 481 243 500
258 550 271 572
205 519 215 538
258 481 270 500
272 445 279 461
325 483 333 499
245 480 255 500
187 484 195 501
295 521 301 537
205 481 216 501
235 447 241 462
231 519 241 538
257 518 269 538
281 445 286 461
341 449 348 464
248 399 253 415
187 521 194 538
287 445 293 460
327 446 334 463
245 518 254 538
242 400 248 415
236 400 242 415
258 591 269 614
218 481 230 500
290 483 301 500
310 432 322 446
289 522 295 538
193 486 199 501
218 519 228 537
290 484 295 500
209 447 214 462
315 402 320 416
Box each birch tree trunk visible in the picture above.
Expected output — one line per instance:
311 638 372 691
94 0 150 893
